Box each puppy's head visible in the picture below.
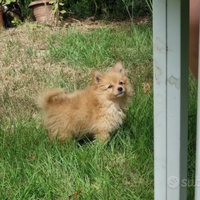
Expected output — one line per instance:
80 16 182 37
92 62 132 100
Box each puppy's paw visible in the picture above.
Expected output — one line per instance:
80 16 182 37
95 133 110 142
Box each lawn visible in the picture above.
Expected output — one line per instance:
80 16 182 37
0 21 197 199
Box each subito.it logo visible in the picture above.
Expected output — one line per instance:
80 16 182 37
167 176 179 189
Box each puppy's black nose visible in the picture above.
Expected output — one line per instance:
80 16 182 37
118 87 123 92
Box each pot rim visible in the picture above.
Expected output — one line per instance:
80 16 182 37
28 0 53 8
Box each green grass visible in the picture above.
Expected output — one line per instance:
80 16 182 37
0 22 197 199
48 24 152 69
0 114 153 199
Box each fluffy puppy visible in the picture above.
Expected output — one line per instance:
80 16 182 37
37 62 133 142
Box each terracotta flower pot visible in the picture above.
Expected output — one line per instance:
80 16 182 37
0 7 3 27
29 0 58 25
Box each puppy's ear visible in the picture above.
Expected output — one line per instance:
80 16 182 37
110 62 125 75
92 70 103 84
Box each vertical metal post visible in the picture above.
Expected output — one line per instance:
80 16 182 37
153 0 189 199
153 0 167 199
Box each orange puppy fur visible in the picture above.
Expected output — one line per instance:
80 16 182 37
37 62 133 142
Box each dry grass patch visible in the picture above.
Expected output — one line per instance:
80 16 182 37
0 23 94 121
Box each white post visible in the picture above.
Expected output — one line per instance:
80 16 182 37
153 0 167 199
153 0 189 199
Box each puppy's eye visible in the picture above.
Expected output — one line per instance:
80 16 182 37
119 81 123 85
108 85 113 89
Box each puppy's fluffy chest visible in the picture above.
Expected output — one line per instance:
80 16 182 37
105 102 125 121
96 101 126 132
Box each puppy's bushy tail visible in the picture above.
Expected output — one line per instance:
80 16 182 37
37 88 67 110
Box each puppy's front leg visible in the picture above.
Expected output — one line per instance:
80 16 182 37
95 132 110 142
58 131 73 142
